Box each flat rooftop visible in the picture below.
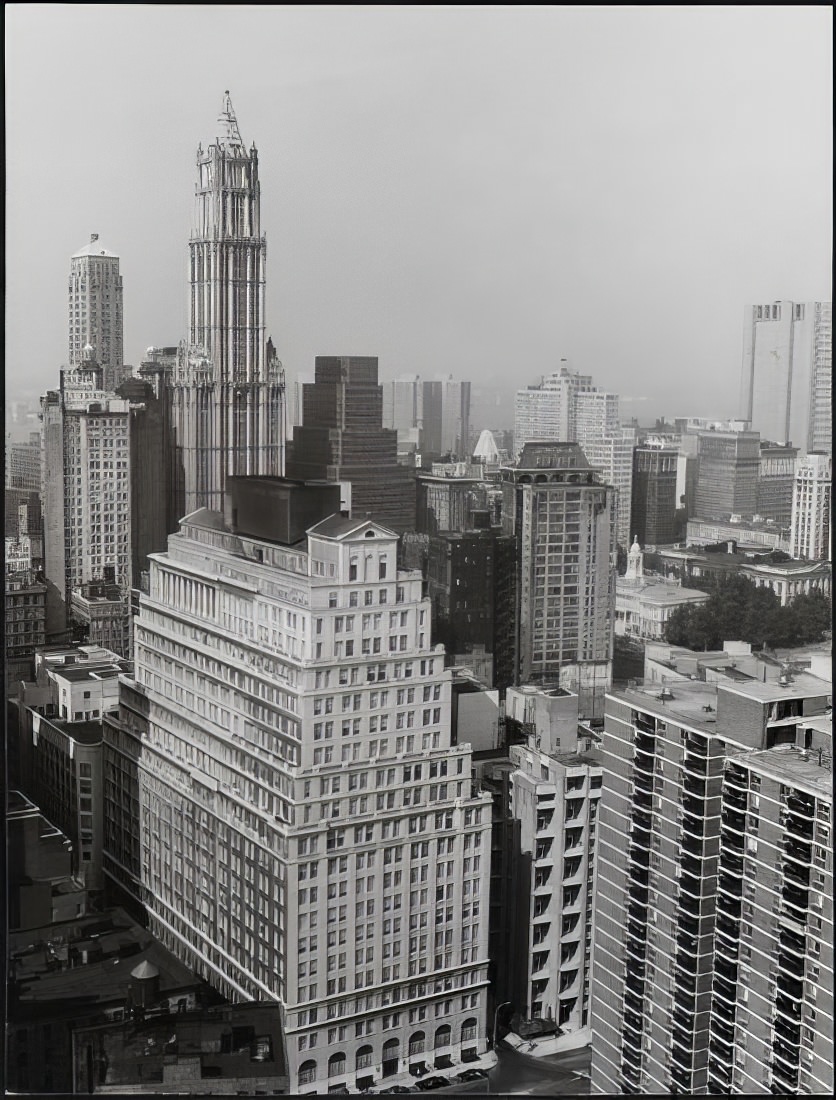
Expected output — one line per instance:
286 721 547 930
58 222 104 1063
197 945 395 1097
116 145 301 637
38 717 105 745
735 745 832 800
9 907 212 1016
87 1001 288 1088
613 680 721 734
718 671 831 704
52 662 127 683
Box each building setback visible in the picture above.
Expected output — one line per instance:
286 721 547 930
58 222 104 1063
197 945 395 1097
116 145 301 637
103 491 492 1093
591 670 832 1096
287 356 417 533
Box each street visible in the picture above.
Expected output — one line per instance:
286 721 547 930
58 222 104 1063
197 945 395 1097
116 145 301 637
418 1045 591 1097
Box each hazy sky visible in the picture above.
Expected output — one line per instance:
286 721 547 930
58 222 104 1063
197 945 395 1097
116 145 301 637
5 5 832 427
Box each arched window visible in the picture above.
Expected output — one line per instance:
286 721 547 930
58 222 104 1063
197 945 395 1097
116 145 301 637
409 1031 426 1056
356 1045 374 1071
382 1037 400 1077
461 1018 478 1043
434 1024 451 1049
328 1051 346 1078
298 1059 317 1086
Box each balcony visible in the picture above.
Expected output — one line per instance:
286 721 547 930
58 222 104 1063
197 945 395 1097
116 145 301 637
683 773 706 798
776 974 804 1001
715 914 739 942
723 788 748 811
786 815 814 841
777 951 804 980
633 810 653 832
680 831 706 857
781 885 809 914
624 988 643 1015
630 865 650 888
634 771 654 794
680 854 703 879
773 1020 801 1047
776 994 801 1022
783 838 812 864
633 789 653 811
630 845 651 869
715 957 737 984
718 873 743 899
713 1020 735 1046
783 863 809 889
625 973 645 997
670 1039 694 1072
681 811 706 839
779 928 806 956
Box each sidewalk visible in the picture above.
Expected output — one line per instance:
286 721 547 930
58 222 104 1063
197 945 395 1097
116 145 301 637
371 1048 498 1092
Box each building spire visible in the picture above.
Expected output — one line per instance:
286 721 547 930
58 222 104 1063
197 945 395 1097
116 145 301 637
217 90 243 147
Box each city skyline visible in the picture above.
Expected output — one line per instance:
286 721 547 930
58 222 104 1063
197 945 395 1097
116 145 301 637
5 6 832 425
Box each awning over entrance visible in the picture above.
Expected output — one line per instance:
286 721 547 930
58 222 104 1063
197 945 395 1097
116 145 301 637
461 1048 479 1063
409 1061 429 1077
435 1054 453 1069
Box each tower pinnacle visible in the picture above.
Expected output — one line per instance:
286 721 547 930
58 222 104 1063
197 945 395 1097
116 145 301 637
217 90 243 147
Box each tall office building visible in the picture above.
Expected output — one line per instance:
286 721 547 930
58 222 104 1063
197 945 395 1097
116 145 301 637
40 359 166 652
68 234 124 386
104 484 493 1093
693 429 760 520
170 92 284 515
630 444 679 547
513 366 595 455
6 432 41 492
739 300 832 455
790 452 831 562
575 392 635 548
383 376 444 458
287 357 416 533
500 443 615 715
440 378 471 460
756 442 798 528
591 670 832 1096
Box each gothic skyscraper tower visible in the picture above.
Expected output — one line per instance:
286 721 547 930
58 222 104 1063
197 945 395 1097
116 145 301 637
190 92 266 382
166 92 284 517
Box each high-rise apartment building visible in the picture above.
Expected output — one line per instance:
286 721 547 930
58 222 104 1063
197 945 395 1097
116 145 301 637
790 452 831 562
500 443 615 715
591 670 832 1096
693 429 760 520
630 444 679 546
68 235 124 385
168 93 285 515
506 686 602 1046
513 366 595 455
739 300 832 455
706 743 832 1096
104 487 492 1093
756 441 798 528
287 357 416 533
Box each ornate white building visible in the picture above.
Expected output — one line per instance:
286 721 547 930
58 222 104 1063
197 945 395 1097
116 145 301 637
104 501 492 1092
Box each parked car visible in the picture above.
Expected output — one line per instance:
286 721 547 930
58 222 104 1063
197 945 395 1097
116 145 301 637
455 1068 489 1082
416 1077 452 1091
377 1088 413 1095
